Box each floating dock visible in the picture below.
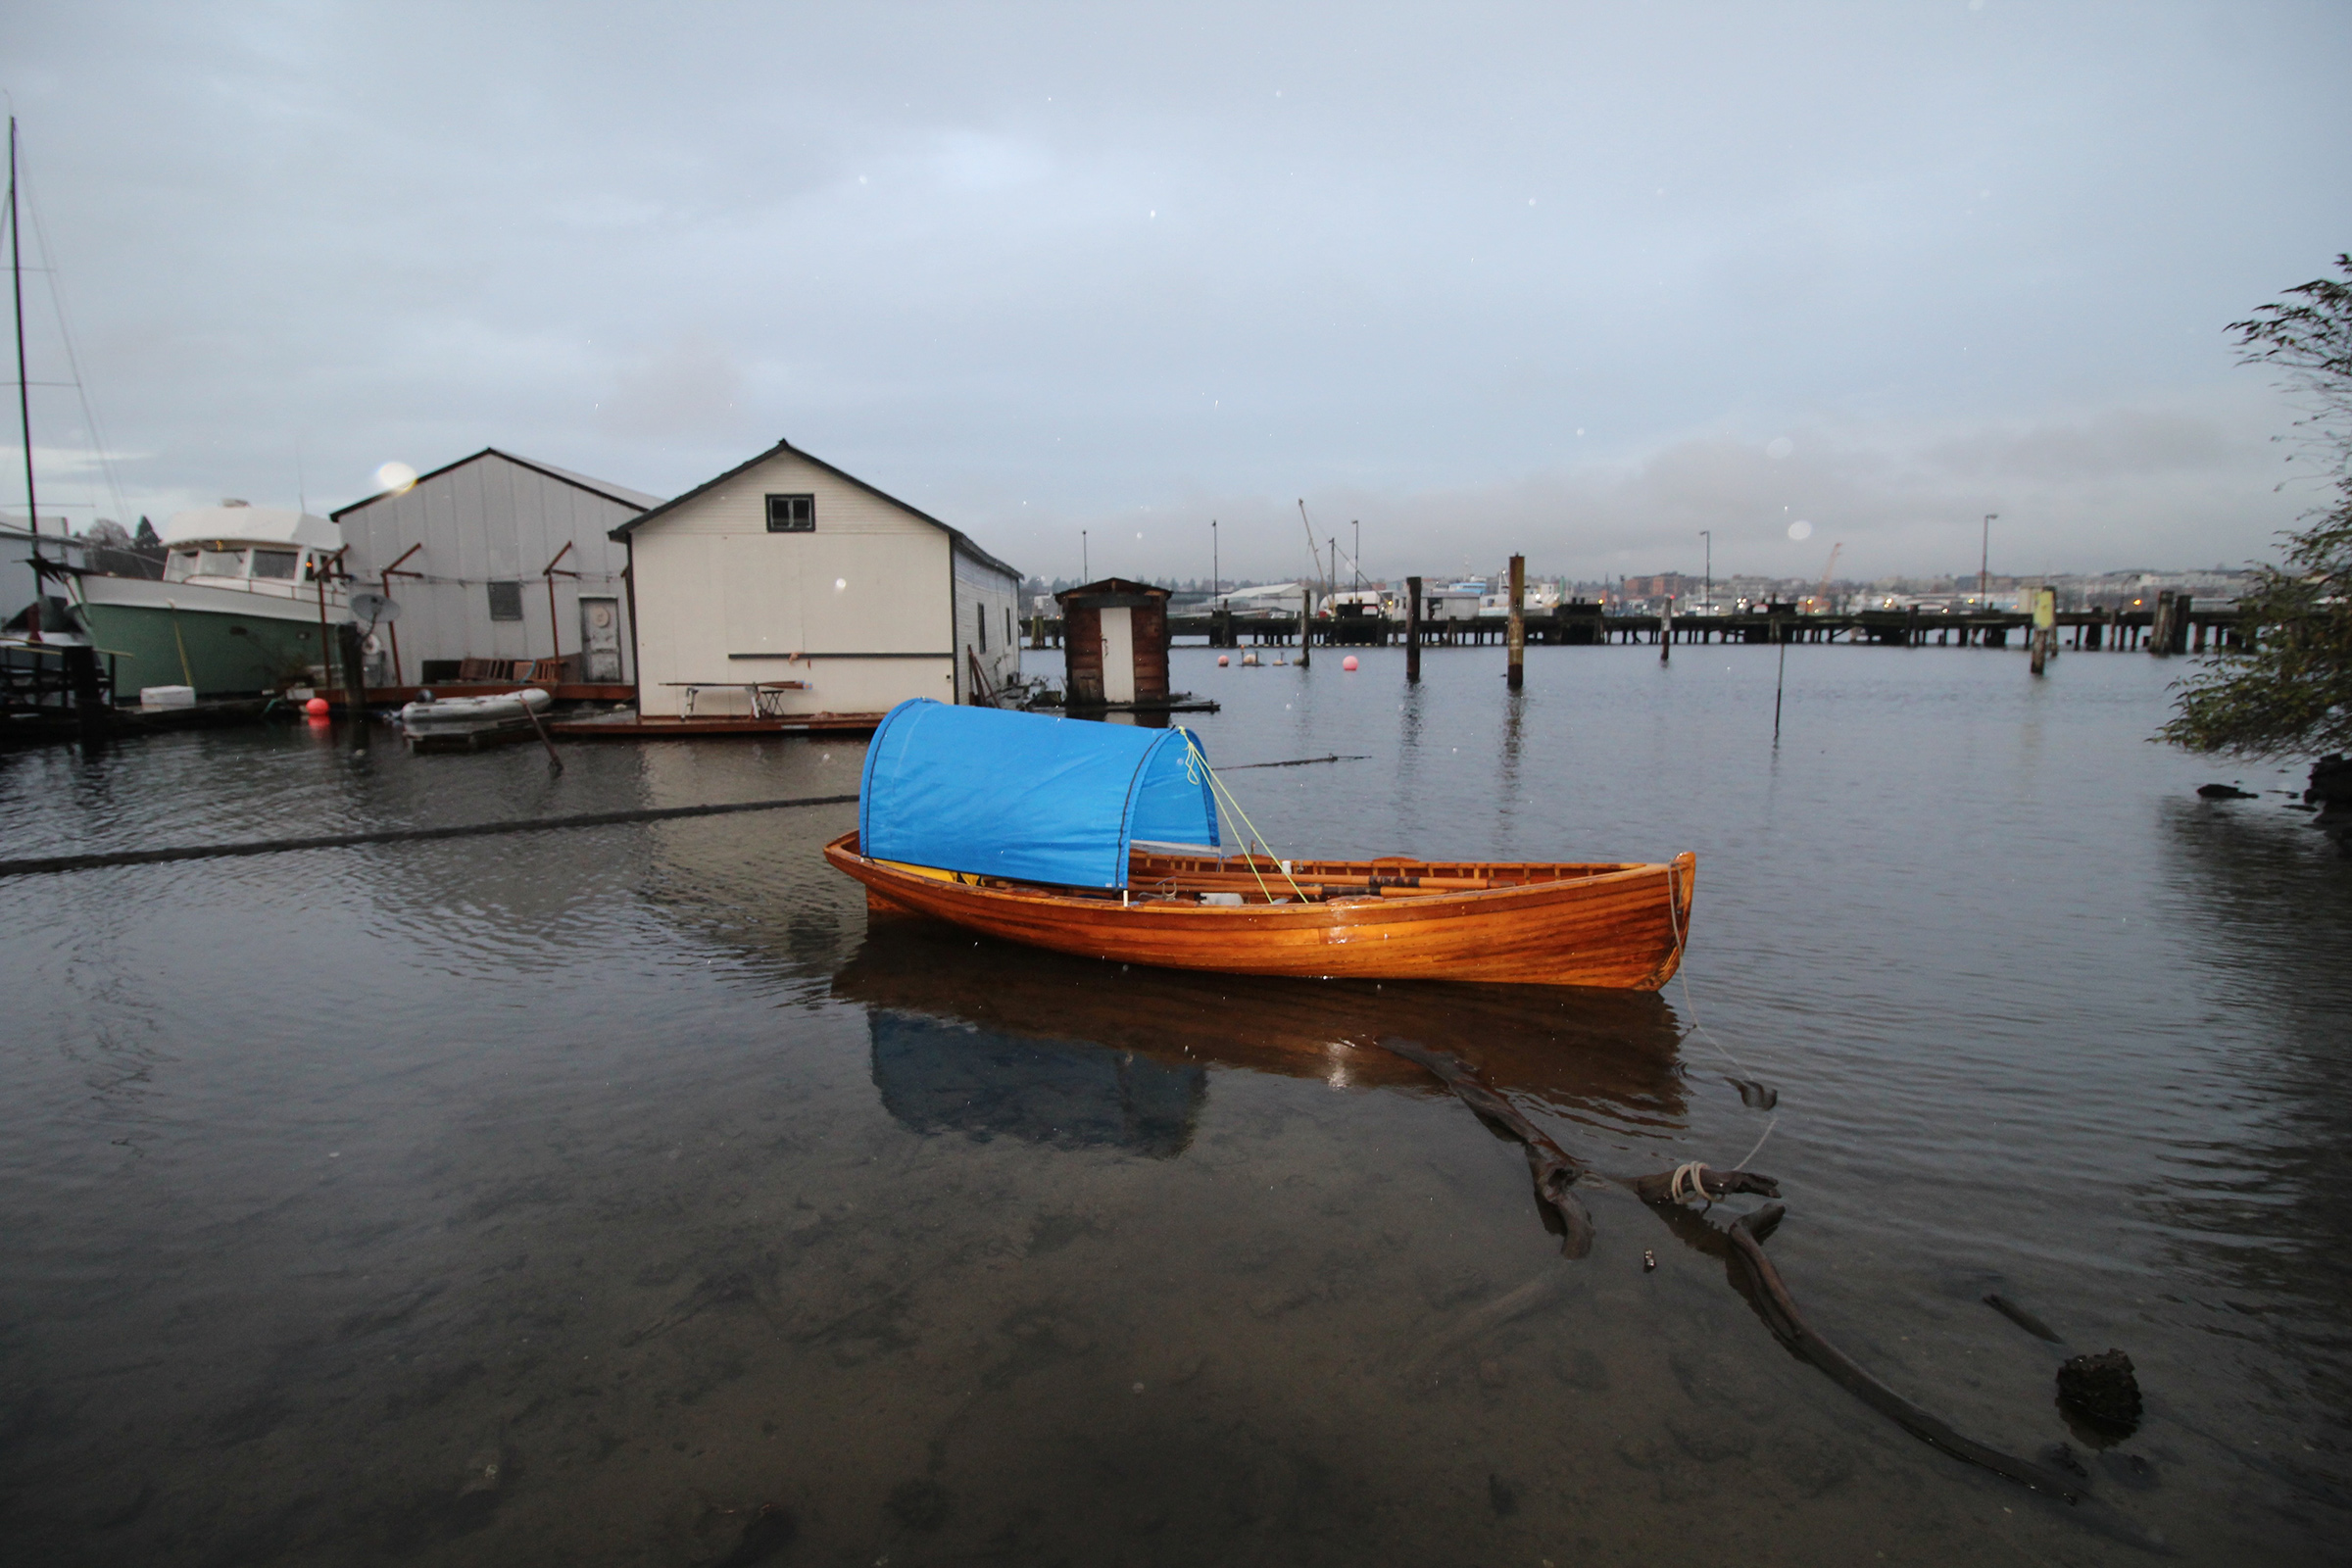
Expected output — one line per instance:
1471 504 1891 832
545 710 886 740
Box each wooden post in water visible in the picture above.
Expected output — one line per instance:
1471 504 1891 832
335 621 371 754
1406 575 1423 683
1772 612 1788 746
1298 587 1310 668
2030 586 2055 676
64 643 105 748
1659 595 1673 664
1506 555 1525 690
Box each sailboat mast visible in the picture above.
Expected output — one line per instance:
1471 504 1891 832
8 117 39 640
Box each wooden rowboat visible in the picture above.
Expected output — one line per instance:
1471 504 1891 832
824 832 1695 990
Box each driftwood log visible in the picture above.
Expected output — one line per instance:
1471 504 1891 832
1377 1036 1596 1257
1367 1039 2127 1519
1725 1205 2082 1503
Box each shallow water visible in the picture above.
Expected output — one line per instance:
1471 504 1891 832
1 642 2347 1565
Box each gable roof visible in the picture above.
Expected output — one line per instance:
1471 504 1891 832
609 437 1021 581
331 448 663 520
1054 577 1170 604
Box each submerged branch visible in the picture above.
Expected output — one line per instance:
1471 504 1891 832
1375 1035 1595 1257
1723 1205 2082 1503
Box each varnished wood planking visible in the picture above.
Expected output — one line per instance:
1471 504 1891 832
824 833 1694 990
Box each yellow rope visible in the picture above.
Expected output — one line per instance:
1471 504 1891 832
1182 734 1308 903
1180 739 1272 904
1179 737 1271 902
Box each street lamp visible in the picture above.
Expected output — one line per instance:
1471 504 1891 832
1352 519 1361 592
1700 529 1712 613
1980 514 1997 605
1082 528 1089 581
1211 519 1219 607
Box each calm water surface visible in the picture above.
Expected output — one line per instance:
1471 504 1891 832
2 643 2347 1566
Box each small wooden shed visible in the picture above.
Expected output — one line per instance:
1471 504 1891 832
1056 577 1170 708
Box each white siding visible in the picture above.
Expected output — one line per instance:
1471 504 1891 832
334 452 647 683
952 545 1021 700
628 449 980 718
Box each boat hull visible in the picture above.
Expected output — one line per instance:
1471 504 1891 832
823 833 1695 990
74 578 342 696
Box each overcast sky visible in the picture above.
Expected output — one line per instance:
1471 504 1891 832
2 1 2347 585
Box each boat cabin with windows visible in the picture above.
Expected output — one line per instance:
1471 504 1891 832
159 504 343 598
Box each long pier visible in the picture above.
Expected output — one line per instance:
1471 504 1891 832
1025 600 2245 655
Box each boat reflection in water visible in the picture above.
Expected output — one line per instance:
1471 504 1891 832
833 913 1691 1151
868 1012 1207 1157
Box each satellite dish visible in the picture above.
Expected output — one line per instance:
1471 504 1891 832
350 590 400 623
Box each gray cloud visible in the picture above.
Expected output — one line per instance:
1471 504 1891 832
0 1 2344 579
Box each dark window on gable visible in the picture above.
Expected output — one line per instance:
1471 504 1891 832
487 581 524 620
766 494 814 532
976 603 987 652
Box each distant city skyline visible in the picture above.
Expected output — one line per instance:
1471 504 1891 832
2 3 2346 587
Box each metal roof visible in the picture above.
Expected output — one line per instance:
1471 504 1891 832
331 448 662 519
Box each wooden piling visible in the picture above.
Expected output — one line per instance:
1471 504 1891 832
1659 595 1673 664
1298 589 1310 668
335 621 372 753
1506 555 1525 690
63 643 106 747
1772 613 1788 746
1406 575 1423 683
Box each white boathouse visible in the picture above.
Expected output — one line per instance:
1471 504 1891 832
613 439 1022 718
332 450 660 687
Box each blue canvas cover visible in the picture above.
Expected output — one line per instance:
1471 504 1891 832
858 700 1219 888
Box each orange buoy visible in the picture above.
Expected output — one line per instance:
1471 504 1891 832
304 697 330 715
1217 655 1229 666
1342 656 1359 671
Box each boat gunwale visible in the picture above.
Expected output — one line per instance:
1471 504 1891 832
823 830 1682 922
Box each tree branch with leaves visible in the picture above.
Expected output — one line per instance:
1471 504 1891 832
2161 256 2352 759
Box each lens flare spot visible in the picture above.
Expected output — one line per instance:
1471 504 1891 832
374 462 417 494
1788 520 1814 541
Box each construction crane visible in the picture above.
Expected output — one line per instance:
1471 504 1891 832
1805 542 1843 613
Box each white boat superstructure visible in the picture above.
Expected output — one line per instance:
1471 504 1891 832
153 504 346 605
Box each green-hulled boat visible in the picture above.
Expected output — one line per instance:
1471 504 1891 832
73 504 349 696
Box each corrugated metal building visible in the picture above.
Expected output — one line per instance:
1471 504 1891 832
332 450 661 685
614 438 1022 718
